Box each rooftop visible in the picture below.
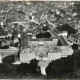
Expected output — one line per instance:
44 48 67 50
29 38 58 41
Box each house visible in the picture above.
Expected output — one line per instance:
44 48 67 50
58 31 68 37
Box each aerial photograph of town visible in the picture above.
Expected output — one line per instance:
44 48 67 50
0 1 80 79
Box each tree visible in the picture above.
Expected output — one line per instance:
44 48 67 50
17 59 40 76
46 56 74 78
29 59 40 75
56 24 76 35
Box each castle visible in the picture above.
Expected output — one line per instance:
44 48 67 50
0 27 73 76
20 28 73 63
